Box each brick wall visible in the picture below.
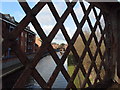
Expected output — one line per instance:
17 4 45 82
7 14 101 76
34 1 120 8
1 14 36 58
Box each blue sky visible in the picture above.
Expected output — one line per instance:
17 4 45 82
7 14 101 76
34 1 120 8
1 2 25 22
0 0 104 44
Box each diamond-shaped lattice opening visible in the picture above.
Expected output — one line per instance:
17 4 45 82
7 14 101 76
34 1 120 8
104 34 106 39
100 40 106 56
67 51 77 77
35 55 57 82
100 66 105 80
25 76 40 88
73 1 84 23
64 55 68 71
88 8 96 27
82 52 91 73
100 15 105 30
73 69 85 88
95 25 101 42
95 53 101 70
51 29 68 58
82 21 91 41
74 35 85 57
94 7 100 16
36 4 57 36
52 71 67 88
85 83 89 88
89 38 97 56
52 0 67 17
97 79 100 83
63 14 77 39
26 0 39 9
28 23 38 37
82 0 90 10
89 68 97 85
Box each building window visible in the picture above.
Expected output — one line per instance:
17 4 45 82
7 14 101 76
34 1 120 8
25 33 27 38
16 37 19 41
9 25 14 32
25 42 27 46
28 45 30 49
21 32 24 37
25 49 26 52
28 33 31 36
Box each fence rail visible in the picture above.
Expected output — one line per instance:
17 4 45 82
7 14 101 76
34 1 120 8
2 0 120 89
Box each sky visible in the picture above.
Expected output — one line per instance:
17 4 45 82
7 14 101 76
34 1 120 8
0 0 105 44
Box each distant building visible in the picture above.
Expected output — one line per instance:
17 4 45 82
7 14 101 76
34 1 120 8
51 43 59 49
64 44 68 50
35 37 42 52
58 43 68 51
1 13 36 58
35 37 42 47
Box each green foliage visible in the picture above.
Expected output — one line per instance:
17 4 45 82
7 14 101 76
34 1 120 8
68 66 80 88
67 31 106 87
68 53 76 66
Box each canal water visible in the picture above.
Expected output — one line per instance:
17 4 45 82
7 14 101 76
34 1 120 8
25 52 68 88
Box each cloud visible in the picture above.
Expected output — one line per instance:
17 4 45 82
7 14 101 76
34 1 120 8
14 11 25 22
29 23 38 35
73 2 84 22
29 22 71 44
28 1 102 44
42 25 54 36
41 25 70 44
36 4 56 26
28 23 54 37
52 0 67 16
52 29 67 44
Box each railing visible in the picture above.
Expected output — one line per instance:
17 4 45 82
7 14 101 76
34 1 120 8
2 0 120 89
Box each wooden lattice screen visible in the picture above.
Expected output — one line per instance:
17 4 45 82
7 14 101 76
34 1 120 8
2 0 120 89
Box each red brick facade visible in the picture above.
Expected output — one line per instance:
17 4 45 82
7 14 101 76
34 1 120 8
1 13 36 58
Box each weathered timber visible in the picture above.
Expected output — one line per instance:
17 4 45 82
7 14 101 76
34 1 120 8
2 0 120 89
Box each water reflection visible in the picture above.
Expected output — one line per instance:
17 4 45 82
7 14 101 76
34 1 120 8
25 52 67 88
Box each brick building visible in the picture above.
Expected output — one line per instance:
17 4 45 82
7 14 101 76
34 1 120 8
1 13 36 58
35 37 42 47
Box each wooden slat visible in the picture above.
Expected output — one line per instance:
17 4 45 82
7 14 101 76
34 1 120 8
2 1 46 55
117 11 120 79
11 42 29 65
18 0 76 88
71 4 93 42
78 4 105 87
47 0 91 88
47 2 77 88
32 69 48 88
90 2 111 14
2 0 112 89
13 68 32 88
11 1 48 88
63 1 93 88
30 1 77 69
104 7 117 81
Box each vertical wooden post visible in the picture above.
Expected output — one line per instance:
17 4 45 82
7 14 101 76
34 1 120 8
104 7 118 82
110 9 118 81
117 10 120 83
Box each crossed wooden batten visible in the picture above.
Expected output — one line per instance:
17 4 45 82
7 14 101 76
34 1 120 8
2 0 120 89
